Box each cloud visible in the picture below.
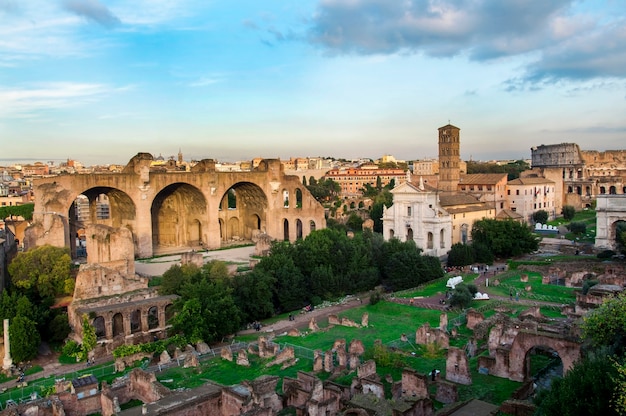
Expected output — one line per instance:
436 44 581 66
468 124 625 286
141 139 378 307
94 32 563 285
522 19 626 82
307 0 570 57
306 0 626 83
62 0 121 28
0 82 113 118
0 0 19 14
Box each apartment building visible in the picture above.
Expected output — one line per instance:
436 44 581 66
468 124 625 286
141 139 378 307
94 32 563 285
324 165 407 198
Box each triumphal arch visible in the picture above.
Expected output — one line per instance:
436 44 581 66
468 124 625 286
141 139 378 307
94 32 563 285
595 194 626 251
25 153 326 258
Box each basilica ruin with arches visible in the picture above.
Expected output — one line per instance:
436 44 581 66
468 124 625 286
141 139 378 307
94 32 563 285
24 152 326 259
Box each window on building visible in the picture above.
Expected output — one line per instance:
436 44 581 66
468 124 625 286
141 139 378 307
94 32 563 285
407 206 412 216
516 190 519 195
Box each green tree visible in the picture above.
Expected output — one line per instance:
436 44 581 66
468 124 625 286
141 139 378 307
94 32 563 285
534 349 619 416
231 269 275 323
581 292 626 352
171 278 241 343
8 245 73 299
9 315 40 363
567 221 587 235
346 212 364 231
81 314 97 360
46 313 71 344
533 209 549 224
471 218 539 258
159 264 201 295
471 241 494 265
447 243 475 267
449 283 473 309
0 203 34 221
562 205 576 221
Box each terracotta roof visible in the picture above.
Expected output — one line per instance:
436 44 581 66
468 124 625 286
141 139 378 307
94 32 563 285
496 209 524 220
507 177 555 185
460 173 508 185
439 192 483 206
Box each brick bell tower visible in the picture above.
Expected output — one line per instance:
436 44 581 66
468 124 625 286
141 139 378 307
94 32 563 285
438 124 461 192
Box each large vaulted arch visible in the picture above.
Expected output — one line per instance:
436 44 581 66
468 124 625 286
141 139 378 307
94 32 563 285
218 182 268 243
151 182 207 254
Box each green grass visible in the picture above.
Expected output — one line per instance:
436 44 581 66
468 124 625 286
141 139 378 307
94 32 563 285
398 274 480 299
485 271 576 303
158 354 315 388
120 398 143 410
547 209 597 243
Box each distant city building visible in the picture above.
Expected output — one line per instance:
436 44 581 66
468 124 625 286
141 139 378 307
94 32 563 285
505 177 557 223
412 159 439 176
529 143 626 211
323 165 407 198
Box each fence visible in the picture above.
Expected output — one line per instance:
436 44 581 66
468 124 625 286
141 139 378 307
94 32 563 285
0 363 117 410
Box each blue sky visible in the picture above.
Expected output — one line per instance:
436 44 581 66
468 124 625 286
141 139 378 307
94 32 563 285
1 0 625 166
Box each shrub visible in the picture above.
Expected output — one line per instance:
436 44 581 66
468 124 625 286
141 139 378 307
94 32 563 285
582 280 599 295
449 284 473 309
562 205 576 221
62 340 82 358
369 291 382 305
567 221 586 234
533 210 549 225
597 250 616 259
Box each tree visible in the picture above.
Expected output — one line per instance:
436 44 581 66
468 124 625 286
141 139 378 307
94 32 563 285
449 283 473 309
567 221 587 235
231 269 275 323
0 203 34 221
9 315 40 363
581 292 626 352
159 264 201 295
8 245 73 300
533 210 549 224
447 243 475 267
534 349 619 416
81 314 97 361
46 313 71 344
171 278 241 343
346 212 364 231
562 205 576 221
471 218 539 258
472 241 494 265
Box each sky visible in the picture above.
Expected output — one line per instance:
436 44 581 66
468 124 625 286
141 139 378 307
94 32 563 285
1 0 625 166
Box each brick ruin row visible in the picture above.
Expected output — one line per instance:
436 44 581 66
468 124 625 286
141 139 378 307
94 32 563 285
8 298 586 416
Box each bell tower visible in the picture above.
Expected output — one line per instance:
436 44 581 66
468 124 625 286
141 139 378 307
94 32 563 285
438 124 461 192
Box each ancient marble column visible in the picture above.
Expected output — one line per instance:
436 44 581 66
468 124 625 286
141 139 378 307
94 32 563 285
3 319 12 370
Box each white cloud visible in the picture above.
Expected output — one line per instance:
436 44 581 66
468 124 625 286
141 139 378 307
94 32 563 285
0 82 116 117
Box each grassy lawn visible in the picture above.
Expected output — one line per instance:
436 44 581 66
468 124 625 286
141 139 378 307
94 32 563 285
485 271 576 303
155 300 525 406
547 209 597 244
397 274 480 299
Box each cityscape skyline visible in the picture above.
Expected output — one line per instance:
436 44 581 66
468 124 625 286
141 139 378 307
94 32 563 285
1 0 625 167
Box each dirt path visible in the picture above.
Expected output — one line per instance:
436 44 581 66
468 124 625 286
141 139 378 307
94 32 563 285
238 296 369 336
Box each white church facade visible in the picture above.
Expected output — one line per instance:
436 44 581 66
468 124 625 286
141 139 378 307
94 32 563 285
382 178 453 257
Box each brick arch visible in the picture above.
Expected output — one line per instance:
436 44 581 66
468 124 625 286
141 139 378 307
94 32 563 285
218 182 268 242
508 331 581 382
65 185 137 260
73 296 177 343
151 182 207 254
27 154 326 257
